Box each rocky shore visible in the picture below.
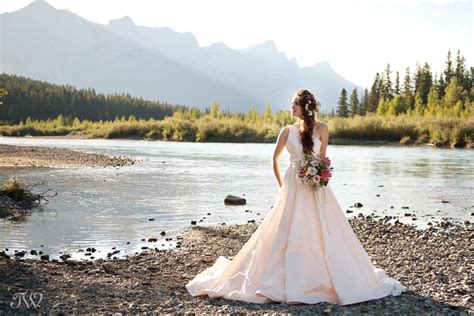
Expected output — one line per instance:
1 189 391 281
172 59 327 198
0 215 472 314
0 144 137 168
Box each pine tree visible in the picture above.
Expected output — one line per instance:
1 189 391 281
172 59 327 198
403 67 413 97
360 88 369 116
454 50 469 92
384 63 393 99
437 73 446 98
395 71 400 95
443 50 454 85
414 63 433 105
336 88 349 117
368 73 381 112
349 88 359 116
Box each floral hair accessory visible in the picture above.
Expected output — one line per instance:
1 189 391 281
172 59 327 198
305 103 314 116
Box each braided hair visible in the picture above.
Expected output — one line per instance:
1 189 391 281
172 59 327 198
293 89 320 155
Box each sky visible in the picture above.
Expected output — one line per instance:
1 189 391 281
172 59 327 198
0 0 472 87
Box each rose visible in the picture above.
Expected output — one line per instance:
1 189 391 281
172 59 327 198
299 167 307 177
321 168 331 181
308 167 317 176
321 157 331 167
310 159 319 167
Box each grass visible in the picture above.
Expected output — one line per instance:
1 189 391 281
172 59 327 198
0 112 472 148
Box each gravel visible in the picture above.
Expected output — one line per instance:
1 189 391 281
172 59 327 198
0 215 472 314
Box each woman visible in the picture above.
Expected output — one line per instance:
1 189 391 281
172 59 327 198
185 89 407 305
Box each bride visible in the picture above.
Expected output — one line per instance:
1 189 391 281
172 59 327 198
185 89 407 305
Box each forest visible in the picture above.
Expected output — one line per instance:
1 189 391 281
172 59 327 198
0 50 472 148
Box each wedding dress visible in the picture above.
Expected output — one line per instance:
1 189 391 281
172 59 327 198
185 124 407 305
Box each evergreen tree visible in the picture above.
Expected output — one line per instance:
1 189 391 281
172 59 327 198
414 63 433 105
403 67 413 97
394 71 400 95
360 88 369 116
437 73 446 98
383 63 393 99
336 88 349 117
443 50 454 85
349 88 359 116
368 73 381 112
454 50 469 92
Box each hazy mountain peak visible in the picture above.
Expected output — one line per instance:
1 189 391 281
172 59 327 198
21 0 57 12
313 61 332 70
240 40 278 54
204 41 231 51
108 16 135 28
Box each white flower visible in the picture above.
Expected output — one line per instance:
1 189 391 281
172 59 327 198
308 167 317 176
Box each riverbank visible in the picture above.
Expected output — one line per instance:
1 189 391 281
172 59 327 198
0 144 137 168
1 112 473 148
1 134 453 148
0 215 471 314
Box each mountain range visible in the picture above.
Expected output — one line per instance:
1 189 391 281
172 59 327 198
0 0 360 113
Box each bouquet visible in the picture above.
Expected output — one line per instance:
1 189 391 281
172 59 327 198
296 154 333 191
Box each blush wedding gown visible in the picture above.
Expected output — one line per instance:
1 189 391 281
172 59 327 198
186 124 407 305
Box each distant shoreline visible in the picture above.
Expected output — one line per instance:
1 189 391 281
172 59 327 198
0 135 455 149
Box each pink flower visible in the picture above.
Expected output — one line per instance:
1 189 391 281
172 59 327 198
299 167 306 177
321 156 331 167
321 168 331 181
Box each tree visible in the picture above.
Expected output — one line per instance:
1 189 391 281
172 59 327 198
403 67 413 98
443 50 454 85
210 101 221 118
383 63 393 99
444 79 468 110
368 73 381 112
336 88 349 118
349 88 359 116
426 86 442 116
414 63 432 105
247 105 259 122
360 88 369 116
454 50 469 92
263 103 272 122
394 71 400 95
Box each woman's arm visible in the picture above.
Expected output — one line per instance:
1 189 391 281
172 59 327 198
319 123 329 157
272 126 290 188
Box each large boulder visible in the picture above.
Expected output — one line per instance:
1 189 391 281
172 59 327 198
224 195 246 205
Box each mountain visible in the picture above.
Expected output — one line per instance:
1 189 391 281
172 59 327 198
0 1 360 113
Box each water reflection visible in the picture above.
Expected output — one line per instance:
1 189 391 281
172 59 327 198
0 137 472 261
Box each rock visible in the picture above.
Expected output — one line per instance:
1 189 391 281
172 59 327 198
40 254 49 260
191 221 197 225
160 231 166 236
102 262 116 274
30 249 38 255
346 210 353 213
354 202 363 208
59 254 71 261
224 195 246 205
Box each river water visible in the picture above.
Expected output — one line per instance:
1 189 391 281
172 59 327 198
0 137 472 260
